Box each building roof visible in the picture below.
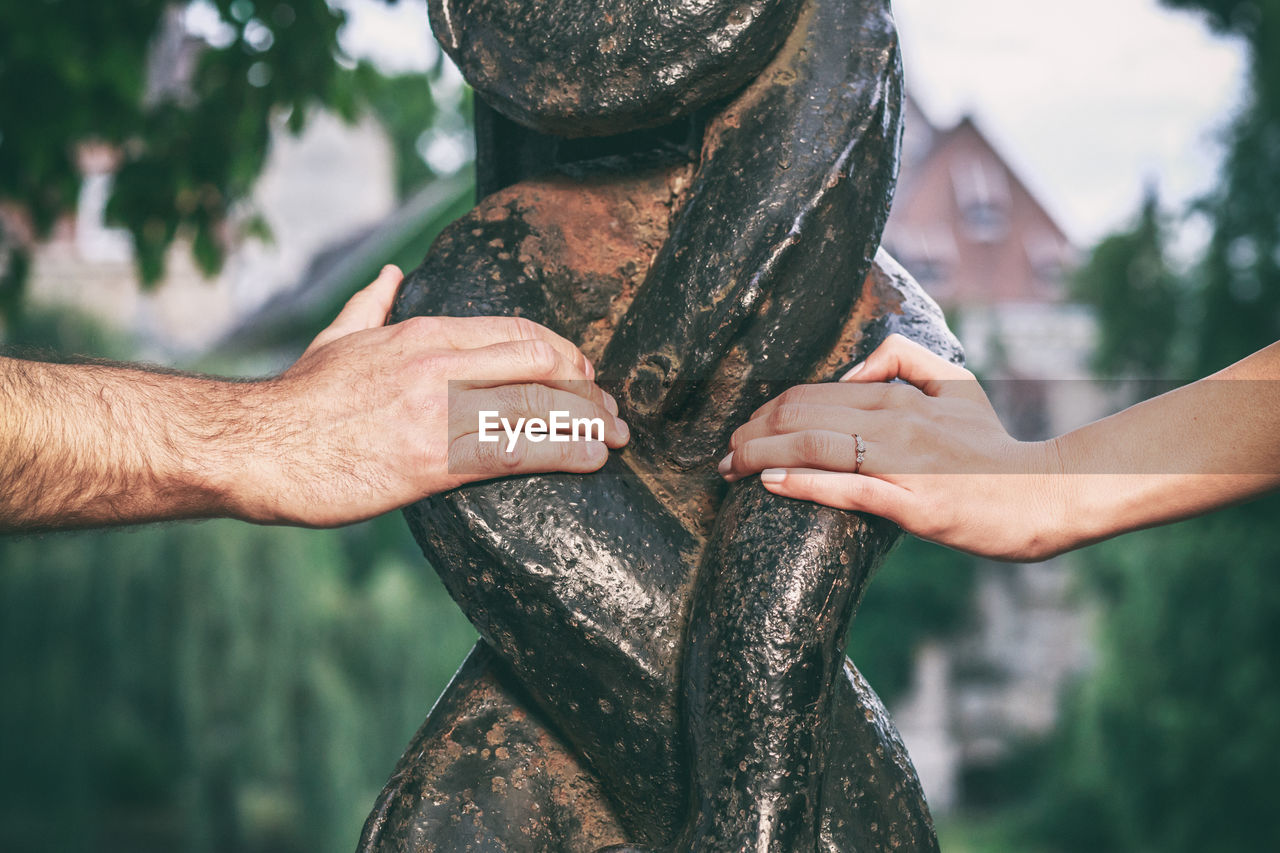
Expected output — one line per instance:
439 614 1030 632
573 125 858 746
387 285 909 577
884 103 1074 308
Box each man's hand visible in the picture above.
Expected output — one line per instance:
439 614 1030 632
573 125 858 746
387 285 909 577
0 265 627 532
231 266 628 526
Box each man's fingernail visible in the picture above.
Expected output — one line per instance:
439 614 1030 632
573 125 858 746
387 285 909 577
761 469 786 486
717 452 734 475
840 362 867 381
603 392 618 415
615 417 629 441
585 359 596 380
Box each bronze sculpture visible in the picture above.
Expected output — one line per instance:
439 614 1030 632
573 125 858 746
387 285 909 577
357 0 963 849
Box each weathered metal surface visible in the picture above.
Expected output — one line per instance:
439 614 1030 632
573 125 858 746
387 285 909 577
360 0 962 850
598 0 903 438
431 0 801 137
680 483 922 850
375 161 703 844
357 644 629 852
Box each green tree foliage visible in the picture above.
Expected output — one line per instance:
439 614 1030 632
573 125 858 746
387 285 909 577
354 63 462 199
1191 98 1280 376
1032 499 1280 852
1161 1 1280 375
0 290 480 853
847 536 978 707
1071 191 1182 378
0 266 479 853
0 518 478 853
1024 2 1280 849
0 0 441 319
0 7 472 831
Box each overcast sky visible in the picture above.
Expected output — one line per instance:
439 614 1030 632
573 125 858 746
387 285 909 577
893 0 1247 247
337 0 1249 249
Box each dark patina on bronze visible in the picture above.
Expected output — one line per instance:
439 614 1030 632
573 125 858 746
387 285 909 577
430 0 802 137
358 0 962 850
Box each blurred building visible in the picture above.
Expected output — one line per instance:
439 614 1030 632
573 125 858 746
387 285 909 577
14 7 405 359
22 109 400 358
882 96 1100 813
889 96 1074 306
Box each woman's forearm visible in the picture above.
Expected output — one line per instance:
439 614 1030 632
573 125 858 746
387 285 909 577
1054 342 1280 548
721 336 1280 561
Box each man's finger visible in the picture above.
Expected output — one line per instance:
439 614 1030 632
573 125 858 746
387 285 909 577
441 340 618 414
841 334 980 402
449 338 592 387
400 315 594 380
307 265 404 353
451 384 628 448
446 432 611 483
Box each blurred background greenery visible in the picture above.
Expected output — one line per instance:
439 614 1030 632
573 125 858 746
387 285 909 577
2 1 1279 851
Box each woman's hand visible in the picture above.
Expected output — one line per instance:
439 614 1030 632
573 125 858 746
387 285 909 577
718 334 1068 561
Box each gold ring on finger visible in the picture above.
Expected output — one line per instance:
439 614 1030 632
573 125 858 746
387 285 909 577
852 433 866 474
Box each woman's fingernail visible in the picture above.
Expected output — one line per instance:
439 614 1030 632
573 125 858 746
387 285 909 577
585 359 596 381
615 416 629 441
840 362 867 382
717 452 735 475
761 469 787 486
602 392 618 415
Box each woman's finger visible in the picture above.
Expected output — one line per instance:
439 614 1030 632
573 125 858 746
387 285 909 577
731 403 892 448
731 404 896 451
758 467 915 523
721 429 886 482
842 333 981 403
748 380 925 423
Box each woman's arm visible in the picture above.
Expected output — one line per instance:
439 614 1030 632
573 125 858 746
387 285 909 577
719 334 1280 561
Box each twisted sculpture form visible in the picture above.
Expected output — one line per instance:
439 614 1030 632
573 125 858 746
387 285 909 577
357 1 962 849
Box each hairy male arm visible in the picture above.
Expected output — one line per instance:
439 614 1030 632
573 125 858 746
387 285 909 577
0 267 627 534
0 356 255 531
